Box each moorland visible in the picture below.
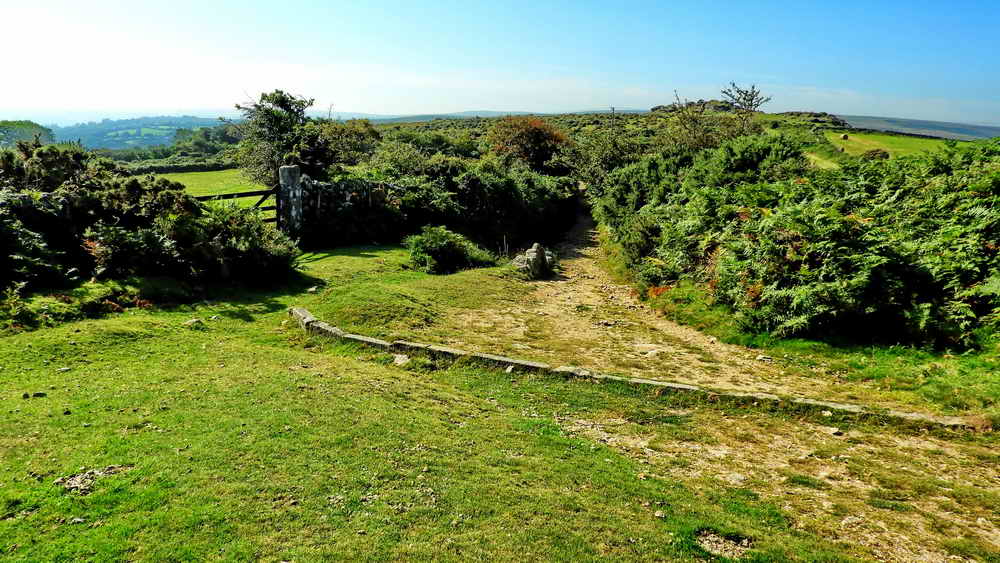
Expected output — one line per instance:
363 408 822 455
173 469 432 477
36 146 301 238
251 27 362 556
2 87 998 561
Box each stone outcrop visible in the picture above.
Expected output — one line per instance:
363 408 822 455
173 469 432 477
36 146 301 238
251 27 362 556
511 243 557 279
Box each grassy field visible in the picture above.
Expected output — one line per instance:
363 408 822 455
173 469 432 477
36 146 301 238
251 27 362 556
159 169 267 199
3 246 998 561
825 131 953 157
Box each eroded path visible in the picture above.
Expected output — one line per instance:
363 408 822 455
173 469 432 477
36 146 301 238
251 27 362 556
422 213 929 414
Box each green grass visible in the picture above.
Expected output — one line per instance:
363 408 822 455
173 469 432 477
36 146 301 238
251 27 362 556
825 131 953 157
0 255 853 562
640 278 1000 422
159 169 267 199
4 246 998 560
159 169 274 219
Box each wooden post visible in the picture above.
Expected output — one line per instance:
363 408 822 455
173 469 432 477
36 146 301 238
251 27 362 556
278 165 303 238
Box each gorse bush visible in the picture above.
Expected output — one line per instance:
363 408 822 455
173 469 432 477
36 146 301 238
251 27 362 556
594 135 1000 348
405 225 496 274
0 141 301 297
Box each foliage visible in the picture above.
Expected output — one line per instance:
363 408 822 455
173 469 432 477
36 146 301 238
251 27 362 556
595 132 1000 348
405 225 496 274
485 116 571 172
233 90 314 185
720 82 772 136
291 119 382 179
0 140 300 297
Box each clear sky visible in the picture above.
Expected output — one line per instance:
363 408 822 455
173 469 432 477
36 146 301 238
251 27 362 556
4 0 999 125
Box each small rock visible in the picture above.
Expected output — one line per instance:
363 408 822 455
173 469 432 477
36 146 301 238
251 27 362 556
821 410 832 417
392 354 410 366
57 367 71 373
726 473 747 485
70 517 85 524
755 354 773 363
306 286 319 294
821 426 844 436
654 510 665 518
182 318 205 329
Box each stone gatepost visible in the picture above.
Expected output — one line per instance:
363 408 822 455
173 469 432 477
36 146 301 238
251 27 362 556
278 165 304 238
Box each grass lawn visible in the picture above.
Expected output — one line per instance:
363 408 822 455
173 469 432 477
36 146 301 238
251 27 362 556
3 247 998 561
825 131 953 157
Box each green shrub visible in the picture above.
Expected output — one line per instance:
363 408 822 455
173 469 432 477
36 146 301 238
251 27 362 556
405 226 496 274
590 132 1000 348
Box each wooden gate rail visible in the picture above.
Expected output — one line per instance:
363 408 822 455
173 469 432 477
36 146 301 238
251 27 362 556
194 185 279 223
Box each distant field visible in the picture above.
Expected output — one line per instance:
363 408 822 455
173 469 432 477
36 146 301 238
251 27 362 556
825 131 952 157
160 169 275 218
160 168 266 198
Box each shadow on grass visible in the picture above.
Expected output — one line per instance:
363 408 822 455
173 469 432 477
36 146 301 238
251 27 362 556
298 245 400 264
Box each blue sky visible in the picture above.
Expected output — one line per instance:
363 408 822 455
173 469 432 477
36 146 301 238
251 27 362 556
5 0 999 124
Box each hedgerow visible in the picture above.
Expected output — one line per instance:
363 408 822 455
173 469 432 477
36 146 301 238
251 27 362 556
0 141 300 298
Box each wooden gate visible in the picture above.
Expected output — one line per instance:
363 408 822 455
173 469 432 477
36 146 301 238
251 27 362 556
194 185 279 223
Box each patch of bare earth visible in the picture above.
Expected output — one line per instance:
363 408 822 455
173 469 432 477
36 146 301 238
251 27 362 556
54 465 133 495
561 411 999 562
424 213 951 416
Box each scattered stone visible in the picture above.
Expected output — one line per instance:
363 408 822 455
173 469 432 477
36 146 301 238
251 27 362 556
70 517 86 524
182 318 205 329
54 465 133 495
392 354 410 366
654 510 665 518
726 473 747 485
697 531 752 559
57 367 71 373
821 410 832 417
821 426 844 436
306 286 319 294
755 354 773 363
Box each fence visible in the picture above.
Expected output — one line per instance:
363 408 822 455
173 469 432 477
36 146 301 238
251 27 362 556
194 165 386 240
193 185 279 223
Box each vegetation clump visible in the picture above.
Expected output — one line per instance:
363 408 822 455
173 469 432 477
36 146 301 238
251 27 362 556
593 127 1000 348
0 138 299 329
404 225 496 274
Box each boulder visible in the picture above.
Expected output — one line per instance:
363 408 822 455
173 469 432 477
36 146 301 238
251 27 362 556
512 243 557 279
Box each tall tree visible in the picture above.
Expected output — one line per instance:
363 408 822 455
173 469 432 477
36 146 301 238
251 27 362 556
233 90 314 185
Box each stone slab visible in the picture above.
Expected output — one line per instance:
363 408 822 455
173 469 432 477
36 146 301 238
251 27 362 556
470 352 550 372
308 321 345 339
341 333 392 350
288 307 316 329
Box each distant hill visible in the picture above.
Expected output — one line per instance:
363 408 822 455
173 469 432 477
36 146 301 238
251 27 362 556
0 120 54 147
839 115 1000 141
51 116 225 149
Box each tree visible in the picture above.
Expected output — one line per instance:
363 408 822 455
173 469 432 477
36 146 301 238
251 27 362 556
720 82 771 136
232 90 314 185
291 119 382 179
485 116 570 172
